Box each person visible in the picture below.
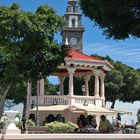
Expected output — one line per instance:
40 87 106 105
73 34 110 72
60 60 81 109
87 115 97 129
91 115 97 129
77 114 87 128
47 114 55 123
55 114 64 122
21 114 27 132
115 121 121 128
99 115 111 133
86 115 97 133
116 113 121 121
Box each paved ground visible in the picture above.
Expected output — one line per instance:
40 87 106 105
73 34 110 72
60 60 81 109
0 134 140 140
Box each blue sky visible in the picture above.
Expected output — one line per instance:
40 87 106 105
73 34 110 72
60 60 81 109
0 0 140 69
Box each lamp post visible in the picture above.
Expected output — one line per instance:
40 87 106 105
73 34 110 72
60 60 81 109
36 80 40 126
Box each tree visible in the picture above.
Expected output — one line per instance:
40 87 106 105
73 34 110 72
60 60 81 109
44 79 59 95
0 3 67 117
105 68 124 108
93 55 140 108
79 0 140 39
120 69 140 102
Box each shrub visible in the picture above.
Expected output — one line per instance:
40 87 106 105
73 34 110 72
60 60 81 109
0 116 9 128
26 119 35 127
0 121 6 128
15 121 22 129
45 121 78 133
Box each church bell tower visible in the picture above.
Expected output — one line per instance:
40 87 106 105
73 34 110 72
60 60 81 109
62 0 84 52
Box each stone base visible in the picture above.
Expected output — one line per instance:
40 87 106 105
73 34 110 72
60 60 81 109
136 128 140 134
1 123 21 134
1 128 21 134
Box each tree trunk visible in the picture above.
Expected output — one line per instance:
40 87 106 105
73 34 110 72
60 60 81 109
0 84 11 118
110 99 116 109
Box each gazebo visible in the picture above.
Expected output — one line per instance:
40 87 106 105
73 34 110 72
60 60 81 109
26 0 116 126
26 49 115 125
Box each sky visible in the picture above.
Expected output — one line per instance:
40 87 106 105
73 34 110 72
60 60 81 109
0 0 140 69
1 0 140 123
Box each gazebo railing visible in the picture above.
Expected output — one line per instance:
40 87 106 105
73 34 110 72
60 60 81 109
29 95 104 108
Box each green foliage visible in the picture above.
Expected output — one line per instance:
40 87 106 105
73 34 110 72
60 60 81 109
105 59 140 107
0 3 67 84
0 114 9 128
6 81 27 104
0 3 67 113
15 120 22 129
0 121 6 128
136 124 140 129
45 121 78 133
26 119 35 127
45 79 59 95
79 0 140 39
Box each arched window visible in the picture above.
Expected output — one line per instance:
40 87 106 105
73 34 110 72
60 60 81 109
72 18 75 27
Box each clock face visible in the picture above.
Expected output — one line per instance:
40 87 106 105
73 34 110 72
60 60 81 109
70 37 77 45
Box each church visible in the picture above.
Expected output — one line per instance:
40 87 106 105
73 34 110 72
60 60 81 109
26 0 115 126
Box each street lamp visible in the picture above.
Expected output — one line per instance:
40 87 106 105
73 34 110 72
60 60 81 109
36 80 40 126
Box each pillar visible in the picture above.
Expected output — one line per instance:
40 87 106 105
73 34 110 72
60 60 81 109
100 75 105 99
59 76 65 95
67 67 76 96
83 75 90 96
94 70 100 97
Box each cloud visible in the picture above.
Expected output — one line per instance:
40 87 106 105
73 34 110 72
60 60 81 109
83 42 140 68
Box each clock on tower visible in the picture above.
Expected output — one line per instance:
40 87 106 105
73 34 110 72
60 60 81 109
70 37 77 45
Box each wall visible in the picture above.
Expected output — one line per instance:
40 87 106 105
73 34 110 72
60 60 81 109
0 134 140 140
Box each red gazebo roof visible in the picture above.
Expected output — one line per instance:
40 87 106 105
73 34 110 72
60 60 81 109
65 49 105 62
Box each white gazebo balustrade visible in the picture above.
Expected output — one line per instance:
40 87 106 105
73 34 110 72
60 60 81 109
29 95 104 108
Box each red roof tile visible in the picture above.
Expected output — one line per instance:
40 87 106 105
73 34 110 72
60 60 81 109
65 49 105 62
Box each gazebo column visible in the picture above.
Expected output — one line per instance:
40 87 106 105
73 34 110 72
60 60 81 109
100 75 105 99
39 79 44 104
40 79 44 96
94 70 100 97
67 67 76 96
84 75 90 96
59 76 65 95
26 81 32 119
